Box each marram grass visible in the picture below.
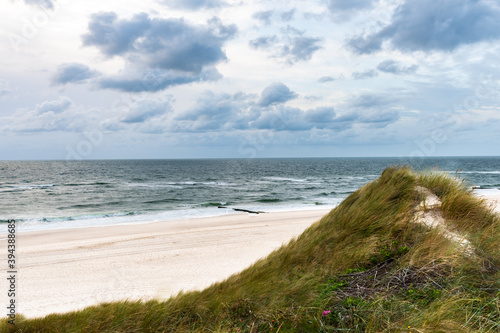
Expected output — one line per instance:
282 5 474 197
3 167 500 332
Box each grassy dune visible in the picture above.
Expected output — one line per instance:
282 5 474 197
4 167 500 332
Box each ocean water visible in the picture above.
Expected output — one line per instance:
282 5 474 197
1 157 499 232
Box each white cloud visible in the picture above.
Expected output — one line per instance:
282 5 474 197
159 0 226 10
119 99 172 124
77 12 236 92
347 0 500 54
377 59 418 75
326 0 380 21
352 69 378 80
35 96 72 114
3 97 93 133
258 82 297 107
52 63 97 85
0 80 10 98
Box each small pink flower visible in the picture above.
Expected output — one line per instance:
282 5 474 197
322 310 331 316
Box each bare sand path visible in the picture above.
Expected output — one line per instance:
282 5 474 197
1 209 330 318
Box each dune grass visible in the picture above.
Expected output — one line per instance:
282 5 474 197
3 166 500 332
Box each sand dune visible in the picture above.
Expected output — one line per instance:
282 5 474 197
1 193 498 319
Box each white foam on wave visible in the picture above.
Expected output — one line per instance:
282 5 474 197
452 171 500 174
124 181 237 188
263 177 308 182
124 183 183 189
9 184 55 189
202 181 237 186
1 200 344 233
0 207 248 233
182 181 237 186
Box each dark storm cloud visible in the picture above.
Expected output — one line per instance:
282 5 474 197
347 0 500 54
258 82 298 107
377 60 418 75
159 0 226 10
52 63 97 85
82 13 236 73
352 69 378 80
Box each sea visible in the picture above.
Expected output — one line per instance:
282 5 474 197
1 157 499 232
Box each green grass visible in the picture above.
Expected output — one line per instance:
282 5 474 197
3 166 500 332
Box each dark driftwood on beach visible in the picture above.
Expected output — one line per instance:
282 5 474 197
218 206 265 214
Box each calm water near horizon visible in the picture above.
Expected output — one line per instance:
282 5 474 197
1 157 499 232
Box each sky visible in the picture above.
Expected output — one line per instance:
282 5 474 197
1 0 500 160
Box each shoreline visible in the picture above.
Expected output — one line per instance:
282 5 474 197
5 188 499 234
2 208 331 318
2 204 337 234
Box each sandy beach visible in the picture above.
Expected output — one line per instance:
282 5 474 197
477 192 500 213
2 209 330 318
2 193 499 319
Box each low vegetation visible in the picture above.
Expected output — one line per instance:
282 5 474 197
4 167 500 332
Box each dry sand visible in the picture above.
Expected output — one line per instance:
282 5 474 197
1 209 330 318
477 192 500 213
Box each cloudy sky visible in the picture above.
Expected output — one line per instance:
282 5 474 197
1 0 500 160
